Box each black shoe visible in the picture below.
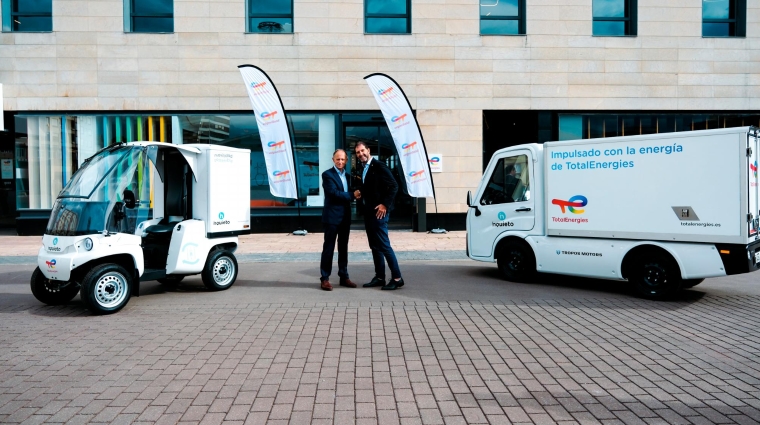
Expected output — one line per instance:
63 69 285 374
382 278 405 290
363 276 386 287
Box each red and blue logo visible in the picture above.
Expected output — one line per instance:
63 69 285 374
408 170 425 178
751 161 758 178
551 195 587 214
402 141 418 151
272 170 290 177
260 111 278 120
429 157 440 163
250 81 270 95
378 87 394 101
391 114 407 123
45 259 56 269
268 140 285 150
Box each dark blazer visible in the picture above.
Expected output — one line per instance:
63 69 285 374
321 167 354 225
354 159 398 213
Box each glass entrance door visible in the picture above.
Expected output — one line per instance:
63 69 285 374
0 129 15 228
344 122 413 228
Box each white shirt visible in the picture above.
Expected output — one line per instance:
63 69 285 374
334 166 348 192
361 156 373 183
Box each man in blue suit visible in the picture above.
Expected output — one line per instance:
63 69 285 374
319 149 357 291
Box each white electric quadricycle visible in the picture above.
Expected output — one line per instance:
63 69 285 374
31 142 251 314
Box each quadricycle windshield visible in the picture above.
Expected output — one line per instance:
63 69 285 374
46 146 156 236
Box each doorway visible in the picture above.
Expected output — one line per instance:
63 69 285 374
343 118 413 229
0 127 15 229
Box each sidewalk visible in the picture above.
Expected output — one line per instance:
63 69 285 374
0 230 467 264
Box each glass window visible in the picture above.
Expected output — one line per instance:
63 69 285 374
248 0 293 33
558 113 760 141
6 0 53 32
703 0 745 37
12 113 344 217
480 155 530 206
14 115 174 210
480 0 525 35
365 0 410 34
129 0 173 33
593 0 636 36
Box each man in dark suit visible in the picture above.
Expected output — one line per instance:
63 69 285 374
319 149 357 291
353 141 405 290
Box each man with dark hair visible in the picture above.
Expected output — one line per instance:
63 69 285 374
319 149 357 291
503 163 519 202
353 142 405 290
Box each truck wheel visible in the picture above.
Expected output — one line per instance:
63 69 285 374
497 240 536 282
80 263 132 314
631 253 682 299
681 278 705 289
158 275 184 287
202 250 238 291
30 267 80 306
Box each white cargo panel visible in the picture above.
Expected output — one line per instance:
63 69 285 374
204 146 251 235
544 127 750 245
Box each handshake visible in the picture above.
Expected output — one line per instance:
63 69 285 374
353 190 362 199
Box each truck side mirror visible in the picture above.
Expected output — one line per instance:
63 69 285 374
467 191 481 216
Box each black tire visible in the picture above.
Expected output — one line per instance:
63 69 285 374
496 240 536 282
681 278 705 289
30 267 80 306
202 250 238 291
157 275 184 287
80 263 132 315
630 252 682 300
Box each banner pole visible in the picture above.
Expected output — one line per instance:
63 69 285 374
238 64 306 235
289 119 307 236
363 73 446 234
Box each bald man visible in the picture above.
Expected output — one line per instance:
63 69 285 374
319 149 357 291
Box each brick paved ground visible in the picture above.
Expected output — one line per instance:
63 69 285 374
2 283 760 424
0 231 466 257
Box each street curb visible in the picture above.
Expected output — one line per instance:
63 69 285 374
0 250 469 266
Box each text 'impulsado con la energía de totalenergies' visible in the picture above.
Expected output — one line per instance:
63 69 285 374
549 143 684 171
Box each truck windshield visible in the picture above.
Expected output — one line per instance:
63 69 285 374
46 146 155 236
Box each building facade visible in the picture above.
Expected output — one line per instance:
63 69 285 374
0 0 758 234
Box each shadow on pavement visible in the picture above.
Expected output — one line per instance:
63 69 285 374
467 263 707 305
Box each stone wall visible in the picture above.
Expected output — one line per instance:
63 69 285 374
1 0 758 212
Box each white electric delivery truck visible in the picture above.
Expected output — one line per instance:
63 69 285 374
466 127 760 299
31 142 251 314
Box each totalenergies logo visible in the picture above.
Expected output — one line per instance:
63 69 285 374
45 259 56 269
408 170 425 178
429 157 440 163
250 81 270 96
273 170 290 178
268 141 285 150
752 161 758 178
402 141 417 151
260 111 278 120
391 114 407 123
378 87 395 101
551 195 588 214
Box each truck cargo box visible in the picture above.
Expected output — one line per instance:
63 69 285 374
544 127 759 245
